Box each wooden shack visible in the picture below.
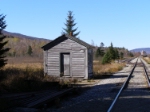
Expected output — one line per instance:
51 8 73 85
141 50 147 57
42 34 93 79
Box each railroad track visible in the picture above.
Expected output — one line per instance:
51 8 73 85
121 57 136 64
107 57 150 112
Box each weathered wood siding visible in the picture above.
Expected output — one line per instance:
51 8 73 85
43 51 48 75
46 38 87 78
88 49 93 78
72 49 86 77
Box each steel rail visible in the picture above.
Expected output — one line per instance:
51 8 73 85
107 58 138 112
141 58 150 87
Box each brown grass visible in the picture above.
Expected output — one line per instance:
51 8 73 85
0 57 126 111
93 61 125 79
0 57 126 93
0 61 61 93
5 63 43 69
0 61 77 93
143 57 150 64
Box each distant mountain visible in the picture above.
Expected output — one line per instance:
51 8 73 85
130 48 150 54
2 30 51 57
2 30 50 41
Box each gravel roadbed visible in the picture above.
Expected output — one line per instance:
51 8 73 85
113 58 150 112
47 64 134 112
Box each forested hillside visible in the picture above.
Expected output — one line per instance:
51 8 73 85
3 31 133 60
3 31 50 58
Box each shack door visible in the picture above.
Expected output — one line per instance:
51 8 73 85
60 53 70 76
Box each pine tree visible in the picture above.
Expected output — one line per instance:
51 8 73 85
63 11 80 37
114 48 120 63
0 14 9 68
95 42 105 58
128 51 134 57
102 51 111 64
27 45 33 56
108 42 115 60
95 48 100 58
120 52 124 59
114 48 119 59
102 43 118 64
95 47 104 57
101 45 105 55
100 42 104 47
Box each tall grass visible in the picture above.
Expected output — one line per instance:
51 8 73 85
93 61 125 79
143 57 150 64
0 63 60 93
0 58 126 93
0 63 78 93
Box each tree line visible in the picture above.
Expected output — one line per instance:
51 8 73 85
95 42 134 64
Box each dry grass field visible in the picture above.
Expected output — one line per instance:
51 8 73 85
0 57 125 93
143 57 150 64
0 57 126 111
93 60 125 78
0 57 56 93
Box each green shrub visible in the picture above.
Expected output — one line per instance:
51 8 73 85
102 51 111 64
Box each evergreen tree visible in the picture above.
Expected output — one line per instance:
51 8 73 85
102 43 118 64
100 42 104 47
120 52 124 59
63 11 80 37
27 45 33 56
95 42 105 58
99 42 105 56
0 14 9 68
128 52 134 57
102 51 111 64
108 43 115 60
95 47 104 58
95 47 101 58
114 48 119 59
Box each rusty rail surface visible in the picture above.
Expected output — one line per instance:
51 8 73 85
107 58 138 112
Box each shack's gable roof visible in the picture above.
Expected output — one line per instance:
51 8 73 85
42 34 92 50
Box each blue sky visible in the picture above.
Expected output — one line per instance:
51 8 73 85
1 0 150 50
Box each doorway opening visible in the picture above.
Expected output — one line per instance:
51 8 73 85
60 53 70 76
